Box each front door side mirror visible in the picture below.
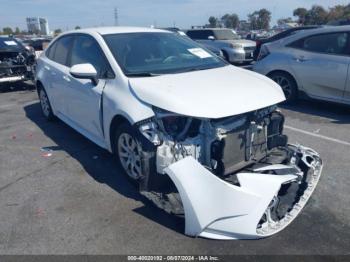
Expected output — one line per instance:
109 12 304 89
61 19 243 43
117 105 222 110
70 63 99 85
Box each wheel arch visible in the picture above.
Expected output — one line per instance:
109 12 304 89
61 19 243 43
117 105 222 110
266 70 300 90
109 114 131 154
36 80 44 94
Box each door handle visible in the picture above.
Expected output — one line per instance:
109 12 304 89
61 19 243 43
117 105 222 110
293 56 309 62
44 65 51 71
62 75 71 82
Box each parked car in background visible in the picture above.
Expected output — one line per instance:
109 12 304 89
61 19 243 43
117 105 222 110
23 38 52 51
254 26 320 60
22 37 52 58
36 27 322 240
162 27 225 59
0 36 36 85
186 28 256 64
253 25 350 104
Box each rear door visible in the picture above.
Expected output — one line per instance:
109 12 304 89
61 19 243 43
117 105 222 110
42 35 74 115
288 32 350 101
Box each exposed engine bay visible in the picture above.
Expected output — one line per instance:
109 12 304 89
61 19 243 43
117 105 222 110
137 106 323 239
0 39 36 84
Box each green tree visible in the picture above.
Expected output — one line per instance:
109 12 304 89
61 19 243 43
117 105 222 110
327 5 350 21
305 5 328 25
293 7 308 24
14 27 20 35
75 26 81 30
208 16 218 28
221 13 239 29
2 27 13 35
54 28 62 35
277 17 294 26
248 9 271 30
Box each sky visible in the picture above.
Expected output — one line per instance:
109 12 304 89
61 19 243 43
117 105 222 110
0 0 349 31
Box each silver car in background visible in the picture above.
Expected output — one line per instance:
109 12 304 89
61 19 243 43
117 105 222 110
186 28 256 64
253 25 350 104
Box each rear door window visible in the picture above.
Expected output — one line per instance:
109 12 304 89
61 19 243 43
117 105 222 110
51 36 74 66
46 42 57 60
290 32 349 56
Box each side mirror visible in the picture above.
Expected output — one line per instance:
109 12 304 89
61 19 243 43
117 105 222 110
208 36 215 41
70 63 99 85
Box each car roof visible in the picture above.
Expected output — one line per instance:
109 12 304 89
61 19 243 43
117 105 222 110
62 26 170 36
272 25 350 46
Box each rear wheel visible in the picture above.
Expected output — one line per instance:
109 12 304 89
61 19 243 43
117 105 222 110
38 87 55 121
269 72 298 103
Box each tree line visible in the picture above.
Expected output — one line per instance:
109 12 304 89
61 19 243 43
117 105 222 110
0 26 81 35
207 3 350 30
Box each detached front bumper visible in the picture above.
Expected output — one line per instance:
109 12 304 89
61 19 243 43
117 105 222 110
0 65 34 84
0 75 26 83
165 145 322 240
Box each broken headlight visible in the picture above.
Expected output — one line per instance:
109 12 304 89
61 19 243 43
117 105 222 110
153 107 200 141
161 116 189 138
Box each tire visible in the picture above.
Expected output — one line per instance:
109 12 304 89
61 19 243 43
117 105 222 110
113 122 167 191
38 87 55 121
269 72 298 103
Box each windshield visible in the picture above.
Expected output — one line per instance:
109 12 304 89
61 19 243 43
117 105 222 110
214 30 240 40
103 32 227 76
0 37 24 51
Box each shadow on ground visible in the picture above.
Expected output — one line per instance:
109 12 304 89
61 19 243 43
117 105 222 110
280 98 350 124
24 102 184 235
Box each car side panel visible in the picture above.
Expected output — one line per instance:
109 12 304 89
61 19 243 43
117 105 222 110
102 78 155 152
288 48 349 101
253 50 304 91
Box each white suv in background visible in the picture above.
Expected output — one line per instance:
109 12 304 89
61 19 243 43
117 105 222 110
186 28 256 64
36 27 322 240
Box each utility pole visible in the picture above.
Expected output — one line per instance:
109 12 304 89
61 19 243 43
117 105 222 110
114 7 119 26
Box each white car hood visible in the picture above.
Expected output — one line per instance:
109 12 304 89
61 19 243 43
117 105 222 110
129 65 285 119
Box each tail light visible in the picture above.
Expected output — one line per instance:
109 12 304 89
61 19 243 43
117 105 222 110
257 45 270 61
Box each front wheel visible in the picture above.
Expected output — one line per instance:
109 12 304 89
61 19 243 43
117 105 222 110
116 127 143 181
269 72 298 103
113 122 170 191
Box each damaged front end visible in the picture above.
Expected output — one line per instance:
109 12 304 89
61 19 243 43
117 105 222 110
0 42 36 84
137 106 323 240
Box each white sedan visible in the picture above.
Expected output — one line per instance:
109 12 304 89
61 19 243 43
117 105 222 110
36 27 322 240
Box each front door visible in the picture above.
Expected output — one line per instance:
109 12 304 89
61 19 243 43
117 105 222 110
63 34 114 141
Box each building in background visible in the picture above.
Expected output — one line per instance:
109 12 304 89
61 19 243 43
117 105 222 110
26 17 50 35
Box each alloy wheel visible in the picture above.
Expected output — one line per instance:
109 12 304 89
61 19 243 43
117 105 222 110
40 90 50 117
117 133 142 180
271 75 293 100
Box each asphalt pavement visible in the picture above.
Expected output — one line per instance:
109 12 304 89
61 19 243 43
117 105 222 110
0 83 349 255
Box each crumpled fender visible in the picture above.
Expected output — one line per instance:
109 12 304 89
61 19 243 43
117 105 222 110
165 157 297 240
